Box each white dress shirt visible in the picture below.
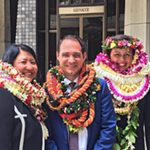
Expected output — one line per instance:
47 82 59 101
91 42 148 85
64 78 88 150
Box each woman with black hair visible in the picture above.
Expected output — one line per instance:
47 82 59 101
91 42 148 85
0 44 48 150
94 34 150 150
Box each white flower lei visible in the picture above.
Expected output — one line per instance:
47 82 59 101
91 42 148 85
0 60 49 139
94 37 150 149
0 60 47 115
94 51 150 103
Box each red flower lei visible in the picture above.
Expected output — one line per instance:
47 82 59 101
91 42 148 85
45 65 100 132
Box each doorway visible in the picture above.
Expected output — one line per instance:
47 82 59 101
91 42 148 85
59 15 103 63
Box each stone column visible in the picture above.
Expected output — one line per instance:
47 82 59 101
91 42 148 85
15 0 36 50
124 0 150 59
0 0 11 58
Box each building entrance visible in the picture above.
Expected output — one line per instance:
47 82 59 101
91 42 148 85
59 15 103 63
36 0 125 82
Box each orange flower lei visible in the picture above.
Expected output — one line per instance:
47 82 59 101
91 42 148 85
46 64 100 132
0 60 47 121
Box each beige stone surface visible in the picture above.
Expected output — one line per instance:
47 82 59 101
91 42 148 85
125 0 150 60
0 0 5 58
0 0 10 58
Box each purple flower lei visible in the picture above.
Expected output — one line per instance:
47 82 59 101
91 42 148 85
95 48 148 75
105 77 149 102
95 46 150 102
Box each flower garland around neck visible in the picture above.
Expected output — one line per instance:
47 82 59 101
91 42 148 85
45 64 100 133
95 49 150 75
0 60 47 122
94 50 150 104
94 38 150 149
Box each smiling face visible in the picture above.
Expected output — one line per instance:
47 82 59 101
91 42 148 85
110 48 133 71
57 38 87 81
13 49 38 82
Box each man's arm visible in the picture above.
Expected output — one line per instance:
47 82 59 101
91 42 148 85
94 78 116 150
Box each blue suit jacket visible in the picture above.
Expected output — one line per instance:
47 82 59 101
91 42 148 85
45 78 116 150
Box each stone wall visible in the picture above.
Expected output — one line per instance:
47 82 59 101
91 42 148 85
124 0 150 60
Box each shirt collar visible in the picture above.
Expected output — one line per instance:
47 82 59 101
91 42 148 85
64 77 79 85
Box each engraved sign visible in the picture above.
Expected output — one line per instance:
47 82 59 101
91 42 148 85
59 6 104 15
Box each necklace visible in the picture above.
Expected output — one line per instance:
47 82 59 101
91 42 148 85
0 60 47 121
45 65 100 132
94 52 150 103
94 50 150 149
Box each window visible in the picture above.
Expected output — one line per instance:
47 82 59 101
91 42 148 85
106 0 125 36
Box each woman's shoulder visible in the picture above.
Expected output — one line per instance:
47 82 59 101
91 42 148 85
0 88 19 108
143 89 150 103
0 88 13 98
0 88 16 116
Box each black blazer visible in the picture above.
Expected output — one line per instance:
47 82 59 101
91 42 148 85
117 90 150 150
0 88 43 150
134 90 150 150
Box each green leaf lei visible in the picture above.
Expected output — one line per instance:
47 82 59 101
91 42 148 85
113 105 140 150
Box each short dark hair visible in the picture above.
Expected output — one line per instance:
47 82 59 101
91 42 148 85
58 35 86 53
110 34 132 41
2 43 38 65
